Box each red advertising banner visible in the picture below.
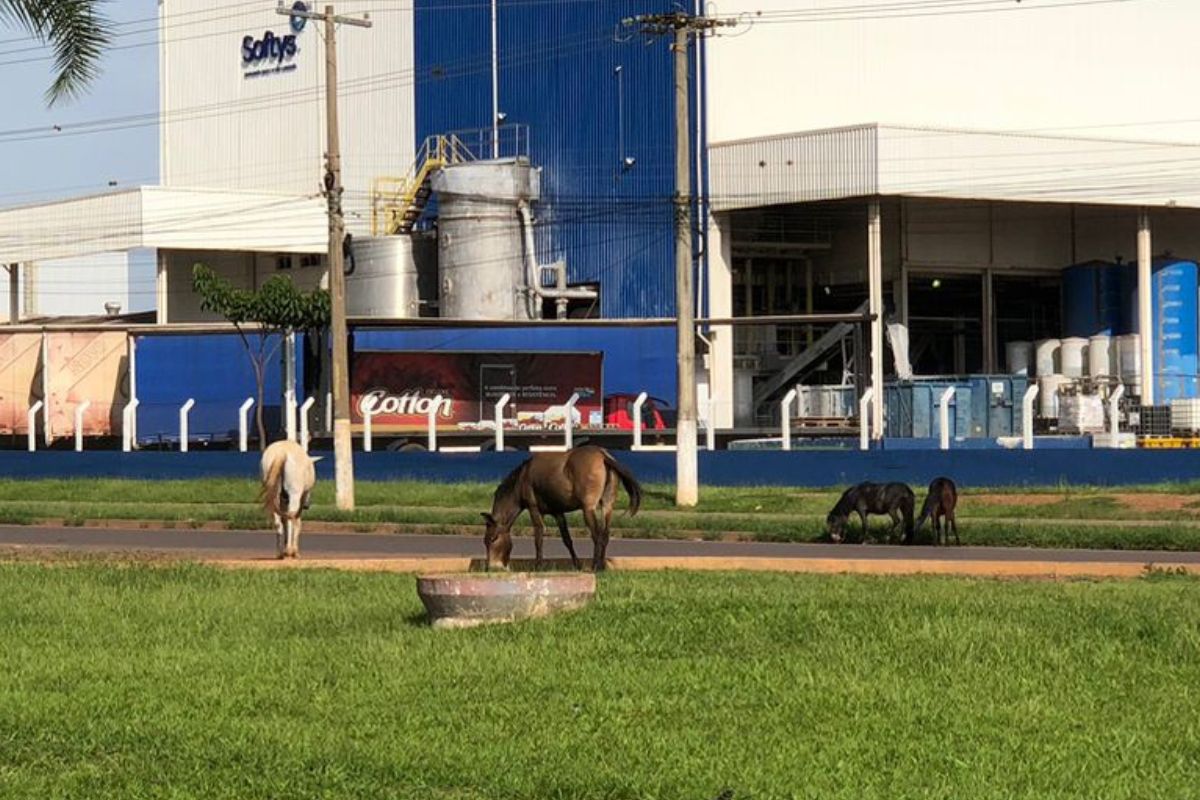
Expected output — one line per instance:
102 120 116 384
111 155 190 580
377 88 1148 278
351 351 603 432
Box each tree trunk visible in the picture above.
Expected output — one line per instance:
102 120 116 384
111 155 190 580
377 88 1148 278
253 359 267 450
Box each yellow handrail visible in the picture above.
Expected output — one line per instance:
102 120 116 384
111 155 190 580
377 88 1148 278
370 134 477 235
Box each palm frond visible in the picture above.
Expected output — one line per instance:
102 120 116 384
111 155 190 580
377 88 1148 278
0 0 112 105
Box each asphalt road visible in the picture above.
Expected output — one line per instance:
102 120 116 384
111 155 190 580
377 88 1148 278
2 525 1199 565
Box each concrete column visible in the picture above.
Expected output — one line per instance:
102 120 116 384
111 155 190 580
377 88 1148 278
982 268 995 373
22 262 36 319
1137 211 1154 404
867 201 885 438
156 252 169 324
706 213 735 428
7 264 18 323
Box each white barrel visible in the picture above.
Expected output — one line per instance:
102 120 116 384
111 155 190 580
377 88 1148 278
1117 333 1142 383
1034 338 1060 377
1060 337 1088 378
1087 334 1113 377
1006 340 1034 376
1038 374 1068 418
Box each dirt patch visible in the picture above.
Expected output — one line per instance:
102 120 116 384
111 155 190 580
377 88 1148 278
1112 494 1198 514
970 494 1065 507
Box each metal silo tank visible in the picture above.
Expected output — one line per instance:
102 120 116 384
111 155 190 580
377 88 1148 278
433 160 540 320
345 236 423 318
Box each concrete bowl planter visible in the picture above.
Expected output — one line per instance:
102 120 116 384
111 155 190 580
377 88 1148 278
416 572 596 629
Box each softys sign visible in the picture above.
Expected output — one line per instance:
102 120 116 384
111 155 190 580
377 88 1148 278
241 2 307 79
351 351 603 432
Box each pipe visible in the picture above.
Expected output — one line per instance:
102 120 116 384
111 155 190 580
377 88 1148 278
563 393 579 450
1109 384 1125 440
1022 384 1039 450
74 400 90 452
859 388 874 452
299 396 316 452
179 398 195 453
494 393 511 451
517 202 599 310
364 406 375 453
632 391 647 450
938 386 955 451
427 394 443 452
238 398 254 453
780 387 797 451
27 400 42 452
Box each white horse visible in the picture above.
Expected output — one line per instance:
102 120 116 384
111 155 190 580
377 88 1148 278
259 440 319 559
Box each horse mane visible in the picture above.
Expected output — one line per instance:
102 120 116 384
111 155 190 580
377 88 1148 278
493 458 531 507
829 484 861 517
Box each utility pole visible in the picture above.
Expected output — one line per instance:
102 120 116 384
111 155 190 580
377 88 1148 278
278 3 371 510
623 12 735 507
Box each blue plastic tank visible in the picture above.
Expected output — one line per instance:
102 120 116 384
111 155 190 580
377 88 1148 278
1125 258 1199 401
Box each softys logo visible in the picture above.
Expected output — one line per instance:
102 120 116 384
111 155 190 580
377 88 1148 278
241 30 297 65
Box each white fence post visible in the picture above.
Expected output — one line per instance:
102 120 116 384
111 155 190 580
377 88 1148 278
363 407 375 453
938 386 956 451
494 393 511 451
325 391 333 433
1108 384 1125 439
563 393 580 450
238 397 254 453
1022 384 1040 450
427 394 443 452
703 384 716 451
26 400 43 452
632 391 648 450
179 398 195 453
285 394 298 443
859 388 875 452
122 398 140 453
780 388 798 451
299 396 316 452
74 400 91 453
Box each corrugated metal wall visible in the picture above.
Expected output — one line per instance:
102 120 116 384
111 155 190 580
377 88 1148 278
160 0 413 236
414 0 685 318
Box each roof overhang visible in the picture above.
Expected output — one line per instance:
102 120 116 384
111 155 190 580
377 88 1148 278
0 186 328 263
709 123 1200 212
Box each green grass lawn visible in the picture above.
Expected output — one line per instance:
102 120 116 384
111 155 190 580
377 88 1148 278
2 478 1200 549
1 563 1198 799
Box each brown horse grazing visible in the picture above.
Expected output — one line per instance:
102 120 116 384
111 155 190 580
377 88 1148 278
481 446 642 572
916 476 959 546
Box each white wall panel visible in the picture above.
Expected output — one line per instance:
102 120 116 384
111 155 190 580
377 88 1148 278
160 0 414 235
708 2 1200 146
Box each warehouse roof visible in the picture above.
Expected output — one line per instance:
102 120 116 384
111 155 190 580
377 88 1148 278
708 123 1200 212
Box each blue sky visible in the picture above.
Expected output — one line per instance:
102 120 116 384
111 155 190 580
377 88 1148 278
0 0 159 207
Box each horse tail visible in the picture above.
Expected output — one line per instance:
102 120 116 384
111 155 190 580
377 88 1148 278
259 451 286 518
915 489 938 532
602 451 642 516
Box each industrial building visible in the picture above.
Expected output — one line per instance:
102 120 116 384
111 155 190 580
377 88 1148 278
1 0 1200 448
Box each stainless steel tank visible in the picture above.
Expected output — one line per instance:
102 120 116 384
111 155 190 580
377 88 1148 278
345 235 421 318
433 160 540 320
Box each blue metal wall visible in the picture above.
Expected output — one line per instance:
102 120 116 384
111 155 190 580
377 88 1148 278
9 450 1200 488
134 335 290 444
414 0 690 318
352 326 676 401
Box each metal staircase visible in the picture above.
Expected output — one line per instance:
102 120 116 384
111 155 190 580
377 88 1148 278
371 134 475 236
752 300 870 411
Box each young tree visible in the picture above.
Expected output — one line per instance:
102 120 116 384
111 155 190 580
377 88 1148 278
192 264 330 449
1 0 112 104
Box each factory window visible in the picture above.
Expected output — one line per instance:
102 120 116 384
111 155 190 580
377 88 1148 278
994 274 1061 361
907 272 983 376
299 255 322 269
276 256 293 270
